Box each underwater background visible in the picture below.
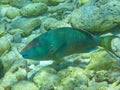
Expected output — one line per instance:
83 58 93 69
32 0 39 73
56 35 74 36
0 0 120 90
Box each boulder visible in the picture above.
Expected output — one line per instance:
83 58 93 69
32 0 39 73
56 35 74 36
70 0 120 32
20 3 48 17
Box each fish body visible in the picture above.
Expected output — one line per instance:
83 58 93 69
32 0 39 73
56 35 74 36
20 27 117 61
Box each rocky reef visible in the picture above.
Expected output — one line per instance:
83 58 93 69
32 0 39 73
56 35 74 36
0 0 120 90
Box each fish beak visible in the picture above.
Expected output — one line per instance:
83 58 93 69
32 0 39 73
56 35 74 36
20 51 28 58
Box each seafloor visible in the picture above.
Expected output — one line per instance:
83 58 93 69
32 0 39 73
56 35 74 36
0 0 120 90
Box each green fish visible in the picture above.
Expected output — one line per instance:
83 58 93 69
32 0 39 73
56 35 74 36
20 27 119 61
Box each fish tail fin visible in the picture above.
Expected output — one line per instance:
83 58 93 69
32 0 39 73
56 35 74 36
99 35 120 62
99 35 118 51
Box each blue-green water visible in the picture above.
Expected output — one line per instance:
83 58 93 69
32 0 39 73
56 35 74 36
0 0 120 90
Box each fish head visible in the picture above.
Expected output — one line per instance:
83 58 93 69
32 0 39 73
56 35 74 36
20 37 51 60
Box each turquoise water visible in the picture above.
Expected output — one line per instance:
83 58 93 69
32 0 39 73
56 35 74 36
0 0 120 90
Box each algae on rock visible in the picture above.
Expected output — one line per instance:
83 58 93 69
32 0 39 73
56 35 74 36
10 0 32 8
0 60 27 90
8 17 41 36
56 67 89 90
41 17 70 31
0 36 10 56
32 0 65 6
20 3 48 17
5 7 20 19
85 50 117 71
0 0 10 4
111 37 120 57
11 80 38 90
70 0 120 32
0 47 23 73
33 67 59 89
0 22 6 36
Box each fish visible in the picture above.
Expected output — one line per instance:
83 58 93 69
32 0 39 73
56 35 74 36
20 27 119 61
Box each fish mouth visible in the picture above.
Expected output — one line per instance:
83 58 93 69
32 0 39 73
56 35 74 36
20 51 29 58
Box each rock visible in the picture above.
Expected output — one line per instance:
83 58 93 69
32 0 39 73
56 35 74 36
41 17 58 30
81 0 90 4
0 47 22 72
70 0 120 32
27 64 41 80
10 0 32 8
0 22 6 36
41 17 71 31
3 33 13 42
5 7 20 19
0 36 11 55
74 85 87 90
57 67 89 90
94 70 115 83
0 5 10 17
33 67 60 89
27 61 54 80
87 81 108 90
32 0 65 6
8 17 41 36
11 80 38 90
0 0 10 4
8 29 27 36
13 32 22 43
0 60 4 78
108 85 120 90
85 50 117 71
111 37 120 57
48 3 74 13
110 25 120 35
73 0 90 8
111 72 120 80
48 3 74 19
20 3 48 17
0 87 4 90
0 60 27 90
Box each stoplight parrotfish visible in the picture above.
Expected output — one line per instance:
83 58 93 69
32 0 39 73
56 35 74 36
20 27 119 61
